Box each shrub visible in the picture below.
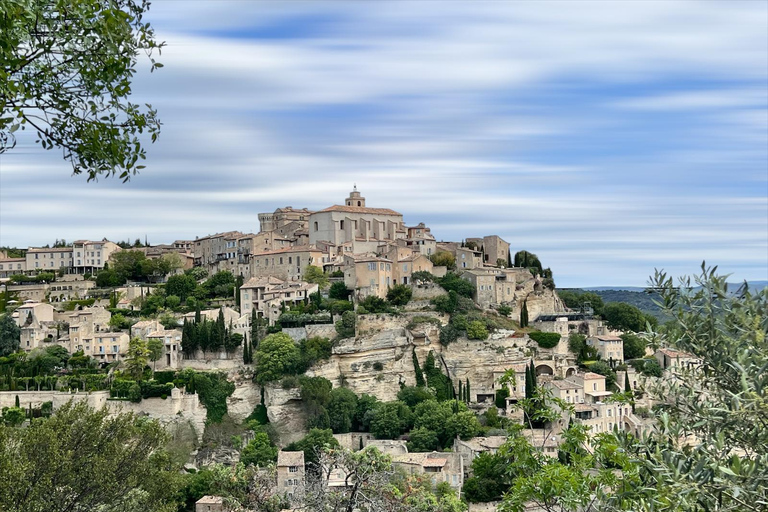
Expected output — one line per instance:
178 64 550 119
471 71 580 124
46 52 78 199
127 383 142 403
386 284 413 306
359 295 391 314
406 316 442 330
412 271 435 282
335 310 356 339
497 305 511 316
466 321 489 340
439 324 459 346
494 388 509 409
372 362 384 371
529 331 561 349
328 281 351 300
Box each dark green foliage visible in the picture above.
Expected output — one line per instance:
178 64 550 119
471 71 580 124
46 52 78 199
412 399 453 447
436 272 475 298
557 290 606 317
412 271 435 282
495 388 509 409
299 376 332 429
355 394 379 432
407 427 440 452
328 387 358 434
520 300 529 327
446 410 481 440
497 304 512 316
386 284 413 306
465 379 470 402
253 333 301 385
568 332 598 363
462 452 511 503
423 351 453 401
429 251 456 269
175 370 235 423
397 386 434 408
246 404 269 426
513 250 543 273
631 358 663 377
240 431 277 467
528 331 561 348
369 401 413 439
285 428 340 467
603 302 653 332
621 332 647 360
328 281 351 300
412 349 425 387
0 314 21 357
95 269 125 287
358 295 392 314
165 274 197 303
335 310 356 339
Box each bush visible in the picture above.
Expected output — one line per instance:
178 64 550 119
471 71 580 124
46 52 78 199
466 321 489 340
372 362 384 371
335 310 356 339
359 295 391 314
529 331 561 349
406 316 442 330
412 271 435 282
436 272 474 298
127 383 142 403
386 284 413 306
495 388 509 409
497 305 511 316
429 251 456 269
439 324 459 346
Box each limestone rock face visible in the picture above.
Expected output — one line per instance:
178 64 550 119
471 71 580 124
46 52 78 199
195 446 240 467
227 380 262 422
440 336 529 394
264 384 308 446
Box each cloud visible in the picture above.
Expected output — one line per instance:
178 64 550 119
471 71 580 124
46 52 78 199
1 0 766 287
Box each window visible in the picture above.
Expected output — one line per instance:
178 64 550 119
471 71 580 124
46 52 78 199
403 264 408 272
279 257 283 265
380 263 384 270
99 346 104 353
35 262 39 268
35 254 38 259
340 220 345 230
368 262 376 271
593 383 597 391
314 222 318 232
289 466 298 473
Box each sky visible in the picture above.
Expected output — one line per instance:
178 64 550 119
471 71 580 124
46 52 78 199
0 0 766 287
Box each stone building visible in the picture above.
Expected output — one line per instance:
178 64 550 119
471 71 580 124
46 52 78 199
0 257 26 277
277 450 305 501
587 334 624 362
466 235 510 266
239 276 318 324
391 452 464 491
26 247 73 272
72 240 121 274
249 246 324 282
342 254 394 299
258 206 313 238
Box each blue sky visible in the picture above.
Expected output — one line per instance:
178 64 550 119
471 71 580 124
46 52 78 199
0 0 766 287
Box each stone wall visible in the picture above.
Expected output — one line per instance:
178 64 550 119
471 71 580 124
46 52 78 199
356 311 447 334
306 324 338 340
181 358 242 370
411 283 447 300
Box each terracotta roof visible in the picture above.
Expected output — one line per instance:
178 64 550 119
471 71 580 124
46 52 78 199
422 457 447 468
317 205 402 216
582 372 605 379
548 380 581 390
277 451 305 467
252 247 321 256
27 247 73 253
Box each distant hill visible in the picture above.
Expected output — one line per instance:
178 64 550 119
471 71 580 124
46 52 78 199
568 281 767 321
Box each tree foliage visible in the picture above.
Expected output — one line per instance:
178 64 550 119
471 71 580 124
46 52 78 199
0 401 181 512
1 0 164 180
304 265 329 290
386 283 413 306
239 431 278 468
254 333 300 385
0 314 21 357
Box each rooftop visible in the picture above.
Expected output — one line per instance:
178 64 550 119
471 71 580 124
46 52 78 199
317 204 402 216
277 451 305 467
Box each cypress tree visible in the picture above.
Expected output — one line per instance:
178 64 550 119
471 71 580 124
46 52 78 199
412 349 425 387
520 300 529 327
194 304 201 324
458 380 462 401
530 360 538 390
465 378 470 403
624 372 631 393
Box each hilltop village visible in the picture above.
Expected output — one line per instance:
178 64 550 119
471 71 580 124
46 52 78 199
0 188 692 510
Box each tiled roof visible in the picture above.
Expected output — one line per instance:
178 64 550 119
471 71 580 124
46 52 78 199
317 205 402 216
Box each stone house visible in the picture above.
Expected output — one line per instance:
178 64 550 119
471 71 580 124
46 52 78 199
391 452 464 491
587 334 624 362
72 239 120 274
131 320 162 340
92 332 131 362
453 436 507 469
239 276 318 325
147 329 183 369
26 247 73 273
466 235 510 267
69 307 112 353
569 372 611 403
258 206 313 238
456 247 483 270
342 254 394 299
0 257 26 278
46 275 95 303
277 450 305 501
193 231 244 269
544 378 584 405
195 496 224 512
655 348 702 371
249 246 324 282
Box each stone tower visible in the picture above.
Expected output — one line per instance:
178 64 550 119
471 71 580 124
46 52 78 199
345 185 366 207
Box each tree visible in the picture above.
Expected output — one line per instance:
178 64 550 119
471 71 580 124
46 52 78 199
299 376 333 430
0 401 180 512
124 336 150 380
254 332 300 384
2 406 25 427
328 281 350 301
285 428 340 468
304 265 329 290
386 284 412 306
445 410 480 441
165 274 197 303
412 349 426 387
602 302 649 332
1 0 164 180
335 310 356 339
0 314 21 357
239 431 278 468
407 427 440 452
439 323 459 346
369 401 412 440
397 386 434 408
620 332 646 360
146 336 163 373
513 250 543 273
242 333 252 364
181 319 197 358
520 300 529 327
412 399 452 445
589 360 617 390
328 387 358 434
429 251 456 269
466 320 489 340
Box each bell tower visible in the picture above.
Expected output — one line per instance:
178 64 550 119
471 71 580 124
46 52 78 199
345 184 365 207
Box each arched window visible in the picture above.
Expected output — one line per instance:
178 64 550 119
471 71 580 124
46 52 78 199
314 222 319 232
357 201 361 206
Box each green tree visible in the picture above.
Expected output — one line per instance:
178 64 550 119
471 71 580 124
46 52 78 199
588 360 617 390
335 310 356 339
603 302 649 332
513 250 543 273
439 323 459 346
0 0 164 180
412 349 426 387
254 332 300 384
397 386 434 408
386 283 413 306
2 406 25 427
520 300 529 327
466 320 489 340
0 313 21 357
620 332 647 360
124 336 150 380
328 281 350 301
429 251 456 269
165 274 197 303
446 410 480 441
239 431 278 467
146 336 163 374
412 399 452 445
181 318 197 358
406 427 440 452
328 387 358 434
285 428 340 468
0 401 180 512
304 265 329 290
299 376 332 430
369 401 412 439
